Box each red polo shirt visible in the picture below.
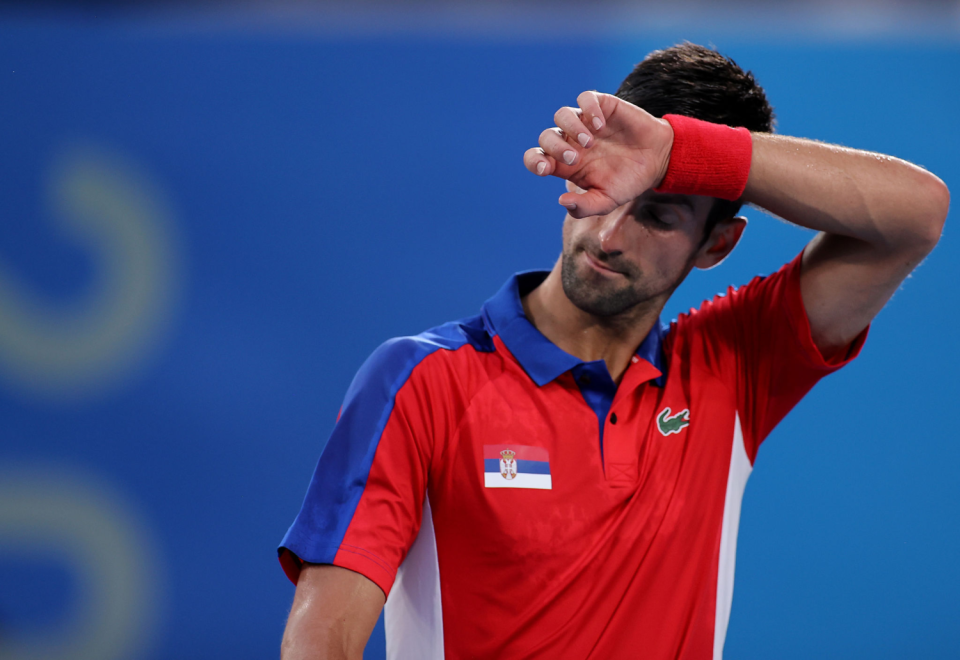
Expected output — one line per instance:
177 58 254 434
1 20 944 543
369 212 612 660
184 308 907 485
279 252 866 659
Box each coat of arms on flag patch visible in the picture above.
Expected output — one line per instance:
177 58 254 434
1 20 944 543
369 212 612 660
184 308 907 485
483 445 551 490
499 449 517 480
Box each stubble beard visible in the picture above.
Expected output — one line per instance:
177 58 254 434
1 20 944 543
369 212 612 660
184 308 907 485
560 245 653 319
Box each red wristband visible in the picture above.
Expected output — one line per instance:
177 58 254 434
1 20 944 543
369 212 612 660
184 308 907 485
654 114 753 201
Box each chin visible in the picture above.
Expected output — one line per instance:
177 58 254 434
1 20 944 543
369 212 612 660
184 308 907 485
565 278 634 318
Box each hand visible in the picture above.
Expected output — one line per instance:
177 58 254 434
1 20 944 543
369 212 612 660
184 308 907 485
523 91 675 218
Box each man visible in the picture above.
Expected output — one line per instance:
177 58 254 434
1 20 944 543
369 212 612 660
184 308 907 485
278 43 949 659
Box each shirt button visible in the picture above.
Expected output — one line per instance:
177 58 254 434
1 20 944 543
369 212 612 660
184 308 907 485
610 412 618 424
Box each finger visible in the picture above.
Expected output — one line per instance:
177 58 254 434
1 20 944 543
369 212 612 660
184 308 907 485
554 106 594 148
577 91 606 132
523 147 557 176
558 188 618 219
538 127 579 167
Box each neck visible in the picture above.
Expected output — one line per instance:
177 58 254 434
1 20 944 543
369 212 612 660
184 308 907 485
521 259 665 384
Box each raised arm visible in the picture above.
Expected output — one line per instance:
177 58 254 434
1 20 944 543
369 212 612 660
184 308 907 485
523 92 950 354
281 564 384 660
744 134 949 354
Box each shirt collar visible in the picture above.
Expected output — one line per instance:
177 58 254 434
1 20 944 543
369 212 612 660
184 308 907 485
481 271 667 387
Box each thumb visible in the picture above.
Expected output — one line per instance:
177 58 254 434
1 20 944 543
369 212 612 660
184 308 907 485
558 189 618 219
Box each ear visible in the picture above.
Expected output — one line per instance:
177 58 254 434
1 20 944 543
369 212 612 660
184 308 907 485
693 215 747 270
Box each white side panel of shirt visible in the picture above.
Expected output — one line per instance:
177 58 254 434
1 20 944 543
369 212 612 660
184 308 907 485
714 413 753 660
385 494 445 660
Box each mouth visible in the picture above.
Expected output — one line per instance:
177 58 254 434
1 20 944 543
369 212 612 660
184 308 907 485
582 250 624 277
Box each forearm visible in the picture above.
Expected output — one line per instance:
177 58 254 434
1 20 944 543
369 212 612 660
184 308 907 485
743 133 949 255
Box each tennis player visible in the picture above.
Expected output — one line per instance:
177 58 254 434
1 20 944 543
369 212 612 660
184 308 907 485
278 43 949 659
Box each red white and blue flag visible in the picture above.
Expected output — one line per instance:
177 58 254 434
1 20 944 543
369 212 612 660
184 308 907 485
483 444 551 489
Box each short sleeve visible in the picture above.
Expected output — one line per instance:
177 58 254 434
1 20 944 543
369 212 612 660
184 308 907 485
278 337 443 597
686 251 868 463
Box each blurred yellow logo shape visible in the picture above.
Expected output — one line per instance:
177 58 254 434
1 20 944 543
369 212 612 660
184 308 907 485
0 465 163 660
0 142 180 401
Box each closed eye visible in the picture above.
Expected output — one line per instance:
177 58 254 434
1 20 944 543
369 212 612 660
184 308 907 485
646 209 666 225
634 205 676 228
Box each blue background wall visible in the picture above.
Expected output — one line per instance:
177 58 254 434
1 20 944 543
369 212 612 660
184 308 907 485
0 12 956 660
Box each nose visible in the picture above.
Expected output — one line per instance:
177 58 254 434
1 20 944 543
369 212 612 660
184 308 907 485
598 207 630 254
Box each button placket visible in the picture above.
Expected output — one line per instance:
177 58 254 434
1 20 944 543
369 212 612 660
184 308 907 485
571 361 617 466
604 356 663 486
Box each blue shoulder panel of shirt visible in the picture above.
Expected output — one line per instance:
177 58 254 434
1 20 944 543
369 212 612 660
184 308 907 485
279 314 491 564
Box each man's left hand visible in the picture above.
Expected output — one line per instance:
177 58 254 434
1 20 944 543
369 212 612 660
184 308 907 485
523 91 674 218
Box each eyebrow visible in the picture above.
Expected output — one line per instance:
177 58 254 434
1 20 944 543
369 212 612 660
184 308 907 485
645 194 695 211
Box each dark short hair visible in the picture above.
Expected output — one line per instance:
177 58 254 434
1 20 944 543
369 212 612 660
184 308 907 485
615 42 775 239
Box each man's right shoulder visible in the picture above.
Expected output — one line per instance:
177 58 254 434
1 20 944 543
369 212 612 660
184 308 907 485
344 313 499 405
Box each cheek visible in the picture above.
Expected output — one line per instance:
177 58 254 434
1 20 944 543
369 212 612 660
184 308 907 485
561 216 574 245
634 232 699 280
561 216 590 251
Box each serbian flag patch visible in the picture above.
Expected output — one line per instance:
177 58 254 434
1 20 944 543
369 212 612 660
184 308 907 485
483 444 551 490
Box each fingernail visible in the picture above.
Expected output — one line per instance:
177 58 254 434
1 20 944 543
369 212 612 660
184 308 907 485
563 150 576 165
592 117 603 130
536 161 546 175
561 201 577 210
577 133 590 147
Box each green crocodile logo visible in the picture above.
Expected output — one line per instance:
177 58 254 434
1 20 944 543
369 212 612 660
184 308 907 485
657 407 690 436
